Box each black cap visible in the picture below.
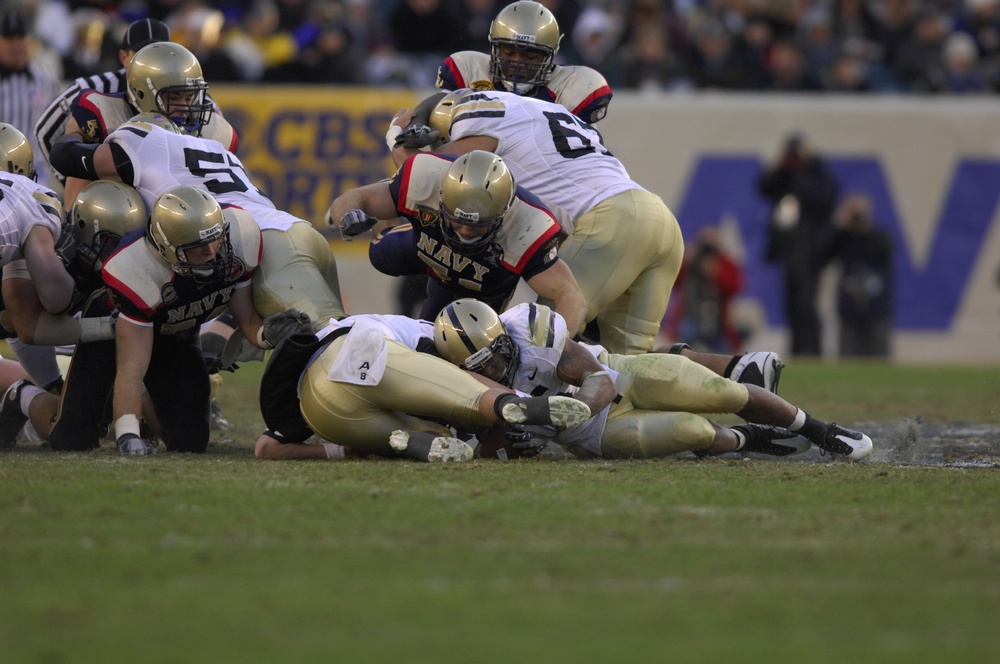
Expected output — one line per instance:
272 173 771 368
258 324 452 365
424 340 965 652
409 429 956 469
0 12 28 38
121 18 170 52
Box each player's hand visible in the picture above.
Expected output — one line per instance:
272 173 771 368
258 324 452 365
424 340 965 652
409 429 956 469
116 433 158 456
394 124 440 149
337 209 378 240
54 220 78 267
261 309 313 348
505 423 561 457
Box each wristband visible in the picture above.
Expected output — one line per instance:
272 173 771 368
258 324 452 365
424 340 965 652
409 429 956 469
114 413 141 440
323 442 345 460
50 134 100 180
385 124 403 151
256 325 274 349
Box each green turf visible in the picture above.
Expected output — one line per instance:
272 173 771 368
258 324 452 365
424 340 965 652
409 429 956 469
1 361 998 663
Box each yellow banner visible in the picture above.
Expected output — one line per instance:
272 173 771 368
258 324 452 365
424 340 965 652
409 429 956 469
209 85 420 225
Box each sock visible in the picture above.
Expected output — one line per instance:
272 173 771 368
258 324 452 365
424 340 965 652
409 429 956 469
492 393 518 420
789 409 826 441
8 338 62 388
19 384 45 418
731 426 747 451
322 442 345 460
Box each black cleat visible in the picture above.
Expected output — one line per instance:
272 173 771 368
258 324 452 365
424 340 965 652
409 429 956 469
814 423 873 461
501 395 591 429
0 379 32 449
733 424 811 457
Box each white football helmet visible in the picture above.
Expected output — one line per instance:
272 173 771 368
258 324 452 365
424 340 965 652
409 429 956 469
434 299 521 387
0 123 35 180
72 180 148 272
439 151 516 252
147 185 238 281
126 42 213 135
489 1 562 94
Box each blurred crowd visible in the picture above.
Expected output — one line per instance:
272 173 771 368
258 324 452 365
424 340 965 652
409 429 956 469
4 0 1000 93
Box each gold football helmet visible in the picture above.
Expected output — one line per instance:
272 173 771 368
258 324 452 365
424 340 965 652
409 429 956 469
426 89 467 142
489 1 562 93
147 185 235 281
126 42 213 135
0 123 35 180
72 180 148 272
439 150 516 251
434 299 520 387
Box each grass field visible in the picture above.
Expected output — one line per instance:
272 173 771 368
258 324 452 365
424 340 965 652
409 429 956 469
2 360 999 663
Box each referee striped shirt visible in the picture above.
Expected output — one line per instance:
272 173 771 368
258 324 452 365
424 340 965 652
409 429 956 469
33 68 126 179
0 60 59 175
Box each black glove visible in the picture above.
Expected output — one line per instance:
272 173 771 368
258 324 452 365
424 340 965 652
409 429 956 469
116 433 158 456
505 423 561 457
54 219 78 268
395 124 440 149
337 209 379 239
261 309 313 348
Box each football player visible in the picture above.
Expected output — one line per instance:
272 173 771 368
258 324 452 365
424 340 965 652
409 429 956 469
53 41 238 209
391 88 682 356
327 149 587 334
434 299 874 462
254 312 591 463
0 123 115 399
435 1 612 125
34 18 172 188
49 113 346 332
0 186 312 454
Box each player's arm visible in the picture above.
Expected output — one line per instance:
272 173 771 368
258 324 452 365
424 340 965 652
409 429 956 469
326 180 400 238
22 226 75 315
525 259 588 339
49 125 122 184
226 284 268 349
555 339 617 414
112 317 153 435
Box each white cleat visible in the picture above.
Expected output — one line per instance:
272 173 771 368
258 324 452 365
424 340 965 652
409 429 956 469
731 351 785 394
501 395 591 429
816 423 873 461
389 430 475 462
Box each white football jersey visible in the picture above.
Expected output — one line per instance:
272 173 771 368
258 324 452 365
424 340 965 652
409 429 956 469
0 172 63 267
107 121 302 231
446 90 640 232
500 302 615 456
319 313 434 350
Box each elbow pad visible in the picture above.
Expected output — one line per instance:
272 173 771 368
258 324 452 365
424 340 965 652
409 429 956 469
109 141 134 184
50 135 100 180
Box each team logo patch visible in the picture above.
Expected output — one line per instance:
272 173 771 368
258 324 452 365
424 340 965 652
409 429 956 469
543 239 559 264
471 80 495 91
161 283 178 305
222 257 247 282
415 205 440 227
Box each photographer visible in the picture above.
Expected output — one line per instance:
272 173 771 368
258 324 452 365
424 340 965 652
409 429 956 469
758 132 839 356
825 193 894 357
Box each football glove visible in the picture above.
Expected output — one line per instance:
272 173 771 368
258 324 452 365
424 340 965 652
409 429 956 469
505 423 561 457
261 309 313 348
337 209 379 240
394 124 440 149
116 433 158 456
53 219 78 268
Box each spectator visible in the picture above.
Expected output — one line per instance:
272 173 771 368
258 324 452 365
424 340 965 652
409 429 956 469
758 132 839 357
941 30 989 91
824 193 894 358
666 225 744 354
892 7 950 92
620 23 689 91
